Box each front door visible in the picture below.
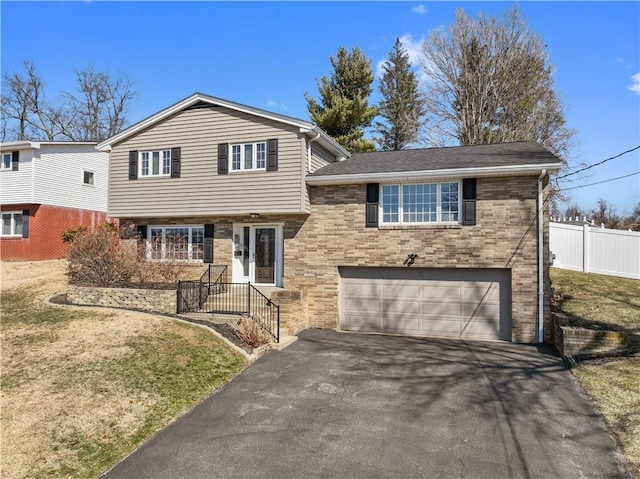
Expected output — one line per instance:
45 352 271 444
254 227 276 284
232 224 282 286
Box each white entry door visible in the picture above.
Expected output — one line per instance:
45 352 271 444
232 224 283 286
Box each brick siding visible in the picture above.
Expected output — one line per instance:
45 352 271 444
1 204 108 261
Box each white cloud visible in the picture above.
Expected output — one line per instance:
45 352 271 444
628 72 640 96
412 4 427 15
266 100 287 110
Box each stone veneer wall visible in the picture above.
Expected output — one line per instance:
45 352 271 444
67 285 176 314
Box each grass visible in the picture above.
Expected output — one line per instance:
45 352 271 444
1 280 247 479
551 267 640 332
551 268 640 478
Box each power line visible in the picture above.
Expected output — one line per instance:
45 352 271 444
558 171 639 191
556 145 640 180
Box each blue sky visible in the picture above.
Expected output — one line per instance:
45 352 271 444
2 1 639 216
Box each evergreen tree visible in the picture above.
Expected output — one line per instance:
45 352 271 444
375 38 425 150
305 47 377 152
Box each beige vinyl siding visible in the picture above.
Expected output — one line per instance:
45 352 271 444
0 149 34 205
108 107 306 218
304 143 340 211
310 144 338 173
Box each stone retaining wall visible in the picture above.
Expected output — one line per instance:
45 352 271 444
552 312 638 357
67 285 176 314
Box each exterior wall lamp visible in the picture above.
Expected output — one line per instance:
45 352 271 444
249 213 260 219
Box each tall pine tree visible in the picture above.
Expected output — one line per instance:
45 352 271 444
375 38 425 151
305 47 377 152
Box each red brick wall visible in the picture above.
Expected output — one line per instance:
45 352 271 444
0 204 108 261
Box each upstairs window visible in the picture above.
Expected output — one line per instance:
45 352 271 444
2 153 11 170
140 150 171 177
230 142 267 171
380 182 460 225
83 169 95 185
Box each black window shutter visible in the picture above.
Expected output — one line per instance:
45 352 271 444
171 147 181 178
137 225 147 239
21 209 29 238
128 151 138 180
461 178 477 225
203 224 214 263
267 138 278 171
218 143 228 175
365 183 379 227
12 151 19 171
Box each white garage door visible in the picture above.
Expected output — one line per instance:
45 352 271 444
340 268 511 341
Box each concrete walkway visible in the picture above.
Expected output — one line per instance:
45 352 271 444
101 329 631 479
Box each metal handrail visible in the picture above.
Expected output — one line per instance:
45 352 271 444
176 277 279 342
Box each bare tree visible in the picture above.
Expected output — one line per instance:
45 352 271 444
421 6 574 160
590 199 623 229
1 61 135 142
66 68 135 141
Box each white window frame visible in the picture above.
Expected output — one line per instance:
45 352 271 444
1 153 12 170
140 149 171 177
82 169 95 186
1 211 24 237
146 225 204 262
380 181 461 225
230 142 267 172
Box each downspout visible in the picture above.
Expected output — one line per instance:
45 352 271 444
307 133 321 174
537 169 547 344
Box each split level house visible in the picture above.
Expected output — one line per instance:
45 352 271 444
0 142 109 260
97 92 562 344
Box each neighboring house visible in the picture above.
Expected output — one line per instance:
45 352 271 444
0 142 109 260
97 92 562 344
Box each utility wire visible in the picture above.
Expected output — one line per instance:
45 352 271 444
556 145 640 180
558 171 639 191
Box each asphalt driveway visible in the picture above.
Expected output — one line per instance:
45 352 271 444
102 329 630 479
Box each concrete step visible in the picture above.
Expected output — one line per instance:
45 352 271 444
272 333 298 350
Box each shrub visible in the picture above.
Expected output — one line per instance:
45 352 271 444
67 224 135 286
234 316 272 350
60 226 88 244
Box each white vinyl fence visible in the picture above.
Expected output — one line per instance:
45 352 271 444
549 222 640 279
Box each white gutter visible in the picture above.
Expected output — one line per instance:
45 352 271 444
306 163 562 185
307 133 321 173
537 169 547 344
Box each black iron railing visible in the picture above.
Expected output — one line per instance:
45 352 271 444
177 268 279 342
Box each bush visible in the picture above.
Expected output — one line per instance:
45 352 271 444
67 224 135 286
66 223 191 287
234 316 272 350
60 226 87 244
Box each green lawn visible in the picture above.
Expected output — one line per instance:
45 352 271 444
551 268 640 478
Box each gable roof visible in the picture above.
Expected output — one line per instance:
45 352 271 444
96 92 350 159
306 141 562 184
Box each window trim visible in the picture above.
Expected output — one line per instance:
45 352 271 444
379 181 461 225
1 211 24 237
1 153 12 170
82 169 95 186
139 149 172 178
230 141 267 172
146 224 205 262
